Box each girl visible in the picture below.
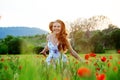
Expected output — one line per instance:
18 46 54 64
40 19 84 65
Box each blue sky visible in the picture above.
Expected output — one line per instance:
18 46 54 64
0 0 120 31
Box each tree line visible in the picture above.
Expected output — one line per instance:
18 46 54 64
0 34 47 54
69 15 120 53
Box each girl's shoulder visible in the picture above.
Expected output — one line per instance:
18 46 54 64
46 34 52 41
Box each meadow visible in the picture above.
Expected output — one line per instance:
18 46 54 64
0 50 120 80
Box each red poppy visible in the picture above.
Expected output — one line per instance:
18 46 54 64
96 68 100 71
118 61 120 64
101 56 106 62
36 55 40 58
85 54 90 60
107 62 112 67
64 77 69 80
77 67 91 77
4 66 8 70
89 52 96 57
94 62 98 66
75 61 78 64
19 65 22 70
85 61 89 64
1 58 4 62
53 78 57 80
96 73 106 80
117 50 120 54
96 72 99 76
113 66 118 72
103 69 106 73
109 56 112 59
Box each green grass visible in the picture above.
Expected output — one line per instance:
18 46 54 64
0 52 120 80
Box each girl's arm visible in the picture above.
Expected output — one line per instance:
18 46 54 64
67 40 85 63
40 45 48 57
40 35 49 57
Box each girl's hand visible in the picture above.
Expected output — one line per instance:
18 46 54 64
40 51 47 57
79 58 86 63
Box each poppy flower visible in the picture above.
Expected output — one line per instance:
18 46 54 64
96 68 100 71
109 56 112 59
4 66 8 70
89 52 96 57
107 62 112 67
85 54 90 60
103 69 106 73
101 56 106 62
77 67 91 77
75 61 78 64
118 61 120 64
53 78 57 80
94 62 98 66
1 58 4 62
117 50 120 54
113 66 118 72
96 73 106 80
64 77 69 80
85 61 89 64
19 65 22 70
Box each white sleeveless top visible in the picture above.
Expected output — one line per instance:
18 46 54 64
46 40 67 65
48 41 60 55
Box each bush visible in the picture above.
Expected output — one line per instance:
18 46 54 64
7 38 23 54
0 43 8 54
94 43 105 53
33 46 49 54
111 29 120 50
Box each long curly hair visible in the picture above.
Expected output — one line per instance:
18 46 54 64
49 19 69 52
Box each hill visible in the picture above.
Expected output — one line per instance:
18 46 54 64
0 27 48 39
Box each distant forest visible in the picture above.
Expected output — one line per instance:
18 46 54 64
0 27 48 39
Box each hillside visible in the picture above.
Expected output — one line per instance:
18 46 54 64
0 27 48 38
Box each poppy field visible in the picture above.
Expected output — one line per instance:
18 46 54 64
0 51 120 80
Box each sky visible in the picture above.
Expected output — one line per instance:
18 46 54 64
0 0 120 31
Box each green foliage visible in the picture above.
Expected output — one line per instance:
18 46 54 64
90 31 105 53
0 53 120 80
93 43 105 53
111 29 120 50
102 34 114 49
0 34 47 54
33 46 48 54
4 35 14 45
20 40 34 54
21 34 47 46
0 43 8 54
7 38 23 54
0 35 14 54
102 24 119 49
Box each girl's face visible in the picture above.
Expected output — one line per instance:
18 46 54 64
52 22 61 34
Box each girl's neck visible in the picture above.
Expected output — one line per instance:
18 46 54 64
51 33 56 37
50 33 59 45
51 33 59 38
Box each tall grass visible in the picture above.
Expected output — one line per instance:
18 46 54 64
0 52 120 80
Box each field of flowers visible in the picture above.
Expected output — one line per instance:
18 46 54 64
0 51 120 80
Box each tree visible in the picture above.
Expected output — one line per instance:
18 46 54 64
102 24 119 49
111 29 120 50
90 31 105 53
8 38 23 54
69 15 111 52
3 35 14 45
0 43 8 54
